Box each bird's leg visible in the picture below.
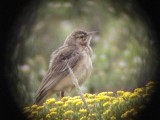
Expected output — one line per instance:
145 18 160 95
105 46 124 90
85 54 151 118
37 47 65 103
60 91 64 97
56 91 64 99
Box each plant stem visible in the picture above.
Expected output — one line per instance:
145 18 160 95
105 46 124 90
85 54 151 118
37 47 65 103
67 64 90 112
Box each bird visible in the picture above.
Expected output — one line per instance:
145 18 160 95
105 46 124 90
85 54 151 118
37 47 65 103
35 29 96 105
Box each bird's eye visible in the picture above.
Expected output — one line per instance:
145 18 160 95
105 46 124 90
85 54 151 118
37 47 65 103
80 35 83 38
79 34 84 38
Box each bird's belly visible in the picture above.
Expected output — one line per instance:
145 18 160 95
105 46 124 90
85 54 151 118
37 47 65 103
54 55 92 91
75 55 92 84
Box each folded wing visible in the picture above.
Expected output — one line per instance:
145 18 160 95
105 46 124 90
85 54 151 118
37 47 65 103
35 45 82 105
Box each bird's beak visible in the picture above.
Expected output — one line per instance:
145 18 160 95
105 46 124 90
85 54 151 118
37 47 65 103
85 31 98 45
87 31 98 36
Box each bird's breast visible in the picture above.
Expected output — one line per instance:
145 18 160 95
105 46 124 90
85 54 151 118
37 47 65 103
74 50 93 84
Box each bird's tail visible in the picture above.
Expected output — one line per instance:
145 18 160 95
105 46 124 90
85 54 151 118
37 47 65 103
35 89 52 105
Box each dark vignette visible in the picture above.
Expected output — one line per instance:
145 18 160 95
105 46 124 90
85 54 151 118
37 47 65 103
1 0 38 120
133 1 160 120
1 0 160 120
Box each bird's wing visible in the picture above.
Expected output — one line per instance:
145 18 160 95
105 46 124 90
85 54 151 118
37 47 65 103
35 45 82 104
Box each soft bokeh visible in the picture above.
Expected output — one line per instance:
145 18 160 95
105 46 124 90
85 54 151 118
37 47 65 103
13 0 155 107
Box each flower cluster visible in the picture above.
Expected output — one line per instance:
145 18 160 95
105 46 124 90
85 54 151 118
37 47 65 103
24 81 155 120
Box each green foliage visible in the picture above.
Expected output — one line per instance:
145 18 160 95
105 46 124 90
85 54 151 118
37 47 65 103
15 0 154 106
23 81 155 120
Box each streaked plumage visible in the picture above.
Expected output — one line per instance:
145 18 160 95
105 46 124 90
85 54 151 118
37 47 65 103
35 30 96 105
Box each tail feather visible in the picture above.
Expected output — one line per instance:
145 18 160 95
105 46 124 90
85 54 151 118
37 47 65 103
35 89 53 105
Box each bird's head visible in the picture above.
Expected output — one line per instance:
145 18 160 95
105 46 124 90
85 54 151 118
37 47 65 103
64 29 97 47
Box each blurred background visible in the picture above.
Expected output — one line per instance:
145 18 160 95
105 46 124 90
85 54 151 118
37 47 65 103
12 0 156 107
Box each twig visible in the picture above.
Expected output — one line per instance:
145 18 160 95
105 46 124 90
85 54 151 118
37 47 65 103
67 64 90 112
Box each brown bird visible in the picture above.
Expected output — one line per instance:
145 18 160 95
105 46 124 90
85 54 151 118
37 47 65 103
35 29 96 105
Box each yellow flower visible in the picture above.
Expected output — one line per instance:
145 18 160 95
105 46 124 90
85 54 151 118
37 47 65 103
46 114 51 119
87 99 95 104
76 101 83 106
63 103 69 108
95 99 100 102
49 108 57 112
64 110 74 116
118 97 124 103
23 82 153 120
36 106 44 111
134 88 143 93
31 104 38 109
88 104 94 108
84 93 90 98
98 92 108 96
129 108 135 113
123 92 131 98
61 96 69 101
103 109 111 116
96 96 110 101
73 96 81 99
121 112 128 118
73 99 81 104
112 100 119 105
111 116 116 120
121 109 135 118
103 102 110 107
80 116 87 120
87 94 96 98
146 81 154 87
107 92 113 96
45 98 56 105
50 111 57 116
130 93 138 98
24 106 30 111
79 109 87 114
31 111 38 116
55 101 63 105
66 100 72 104
23 107 31 113
117 91 124 96
89 113 96 117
